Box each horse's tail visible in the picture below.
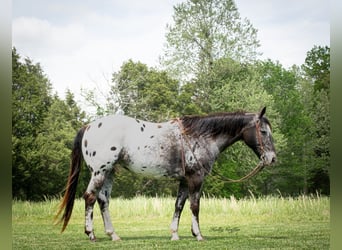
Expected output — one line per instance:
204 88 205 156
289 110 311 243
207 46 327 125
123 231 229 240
55 126 86 232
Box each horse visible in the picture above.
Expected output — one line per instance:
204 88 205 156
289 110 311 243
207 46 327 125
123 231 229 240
55 107 276 241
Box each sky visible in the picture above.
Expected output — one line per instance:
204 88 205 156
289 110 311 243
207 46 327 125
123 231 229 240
12 0 330 103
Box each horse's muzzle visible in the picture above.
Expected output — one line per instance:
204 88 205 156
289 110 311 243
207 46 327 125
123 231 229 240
261 151 276 166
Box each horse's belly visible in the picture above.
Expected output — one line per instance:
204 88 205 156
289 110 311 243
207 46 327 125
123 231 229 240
125 145 172 178
128 162 169 178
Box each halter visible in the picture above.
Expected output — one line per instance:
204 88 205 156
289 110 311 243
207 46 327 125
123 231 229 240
255 119 265 157
175 117 266 183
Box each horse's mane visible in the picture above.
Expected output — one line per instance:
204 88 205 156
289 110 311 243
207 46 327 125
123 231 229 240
180 111 255 138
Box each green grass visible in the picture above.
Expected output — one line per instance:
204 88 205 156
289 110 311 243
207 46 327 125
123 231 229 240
12 195 330 249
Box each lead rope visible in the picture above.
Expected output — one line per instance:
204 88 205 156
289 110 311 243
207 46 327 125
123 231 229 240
210 162 265 183
175 118 265 183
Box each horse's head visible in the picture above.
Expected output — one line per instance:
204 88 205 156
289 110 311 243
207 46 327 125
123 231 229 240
241 107 276 166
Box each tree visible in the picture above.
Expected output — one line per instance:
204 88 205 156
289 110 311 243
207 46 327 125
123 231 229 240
299 80 329 195
176 81 207 115
302 45 330 92
162 0 260 81
12 48 53 200
12 48 86 200
256 54 330 195
111 60 180 122
256 60 310 194
12 48 52 139
302 45 330 194
33 93 87 199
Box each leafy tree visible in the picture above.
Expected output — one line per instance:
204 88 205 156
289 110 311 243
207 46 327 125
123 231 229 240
12 48 52 138
162 0 260 81
256 55 330 195
12 48 53 200
12 48 86 200
111 60 180 122
176 81 207 115
302 45 330 92
256 61 310 194
33 92 87 199
298 80 329 195
30 97 73 198
64 90 87 130
302 46 330 194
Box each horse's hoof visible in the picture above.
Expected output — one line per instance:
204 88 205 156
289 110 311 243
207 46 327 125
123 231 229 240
191 228 204 241
110 233 121 241
171 233 180 241
196 235 204 241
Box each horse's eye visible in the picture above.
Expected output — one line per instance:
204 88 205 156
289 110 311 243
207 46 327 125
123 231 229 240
261 130 267 135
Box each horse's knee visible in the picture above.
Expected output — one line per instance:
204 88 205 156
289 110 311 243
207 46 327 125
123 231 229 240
83 191 96 205
190 201 199 213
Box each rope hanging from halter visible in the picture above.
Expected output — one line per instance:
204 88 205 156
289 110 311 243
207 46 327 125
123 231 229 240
175 117 266 183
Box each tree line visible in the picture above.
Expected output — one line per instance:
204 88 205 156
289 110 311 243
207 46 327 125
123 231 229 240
12 0 329 201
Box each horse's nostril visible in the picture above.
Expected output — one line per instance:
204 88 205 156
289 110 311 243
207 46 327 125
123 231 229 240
272 156 276 163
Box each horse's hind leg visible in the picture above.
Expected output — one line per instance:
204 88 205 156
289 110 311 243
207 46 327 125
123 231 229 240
170 178 189 240
83 176 103 241
97 168 121 241
83 172 106 241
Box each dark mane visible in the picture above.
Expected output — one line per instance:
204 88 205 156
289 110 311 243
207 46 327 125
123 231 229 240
180 111 255 137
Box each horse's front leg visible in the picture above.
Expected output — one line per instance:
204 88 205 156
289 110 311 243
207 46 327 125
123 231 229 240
170 178 189 240
188 173 204 241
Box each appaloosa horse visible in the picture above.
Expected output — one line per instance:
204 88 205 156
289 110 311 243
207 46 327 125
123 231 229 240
56 107 276 241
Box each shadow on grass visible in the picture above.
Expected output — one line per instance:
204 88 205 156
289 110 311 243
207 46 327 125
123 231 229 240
93 234 279 242
92 235 193 242
84 225 288 244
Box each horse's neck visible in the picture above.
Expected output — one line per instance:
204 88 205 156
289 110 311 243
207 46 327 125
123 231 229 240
212 132 238 153
180 113 254 154
213 115 253 152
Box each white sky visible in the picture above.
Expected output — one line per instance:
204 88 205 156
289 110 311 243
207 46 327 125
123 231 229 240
12 0 330 103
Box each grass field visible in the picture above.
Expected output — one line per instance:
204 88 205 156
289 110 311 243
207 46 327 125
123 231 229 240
12 194 329 249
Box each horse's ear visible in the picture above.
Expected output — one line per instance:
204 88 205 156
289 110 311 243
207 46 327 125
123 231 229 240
259 106 266 118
